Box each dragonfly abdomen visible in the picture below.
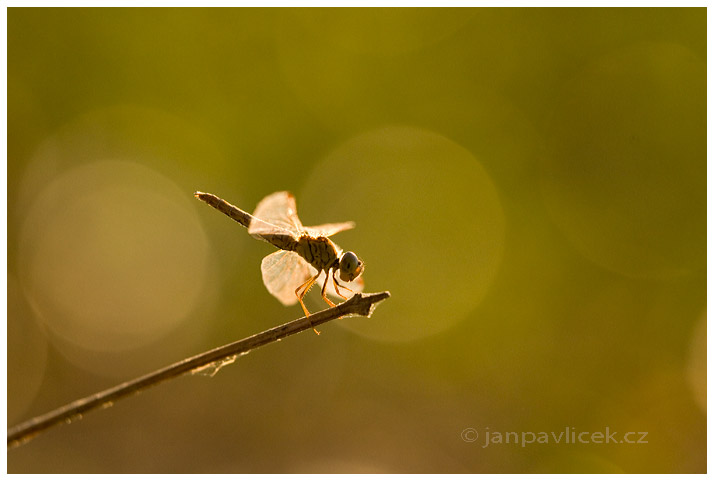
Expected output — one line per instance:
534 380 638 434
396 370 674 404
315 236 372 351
195 192 302 251
258 233 299 252
194 191 253 228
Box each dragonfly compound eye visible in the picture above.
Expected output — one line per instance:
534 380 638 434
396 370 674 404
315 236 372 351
339 251 364 282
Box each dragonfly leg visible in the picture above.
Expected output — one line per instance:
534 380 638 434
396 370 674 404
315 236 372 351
331 271 349 301
321 274 338 308
332 271 355 298
295 273 321 335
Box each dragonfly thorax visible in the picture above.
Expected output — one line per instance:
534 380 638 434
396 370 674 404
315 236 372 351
295 235 340 272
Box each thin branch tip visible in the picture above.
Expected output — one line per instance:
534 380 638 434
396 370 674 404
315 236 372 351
347 291 391 317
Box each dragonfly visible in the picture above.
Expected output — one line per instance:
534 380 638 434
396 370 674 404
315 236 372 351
195 191 364 332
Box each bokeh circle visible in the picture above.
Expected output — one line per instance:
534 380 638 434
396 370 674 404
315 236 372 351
300 125 505 342
18 160 211 355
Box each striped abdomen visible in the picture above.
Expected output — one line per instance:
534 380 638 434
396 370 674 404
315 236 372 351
195 191 297 251
194 192 253 228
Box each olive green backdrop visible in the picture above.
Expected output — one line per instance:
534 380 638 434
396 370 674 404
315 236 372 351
8 7 706 473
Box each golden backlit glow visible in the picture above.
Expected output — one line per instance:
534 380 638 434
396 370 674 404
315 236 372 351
18 160 211 361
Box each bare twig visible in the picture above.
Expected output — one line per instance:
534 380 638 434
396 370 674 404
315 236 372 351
7 291 390 448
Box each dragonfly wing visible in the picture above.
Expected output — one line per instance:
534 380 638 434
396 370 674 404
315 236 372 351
249 191 304 237
260 250 316 306
303 221 356 238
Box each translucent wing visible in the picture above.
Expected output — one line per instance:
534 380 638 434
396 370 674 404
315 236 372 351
303 221 356 238
260 250 316 306
248 191 303 237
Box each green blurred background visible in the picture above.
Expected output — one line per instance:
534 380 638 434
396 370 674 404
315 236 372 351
7 8 705 473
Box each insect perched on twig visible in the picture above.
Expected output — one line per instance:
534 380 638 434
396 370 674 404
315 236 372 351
195 191 365 333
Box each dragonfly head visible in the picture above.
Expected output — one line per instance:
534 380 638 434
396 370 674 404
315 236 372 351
338 251 364 282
